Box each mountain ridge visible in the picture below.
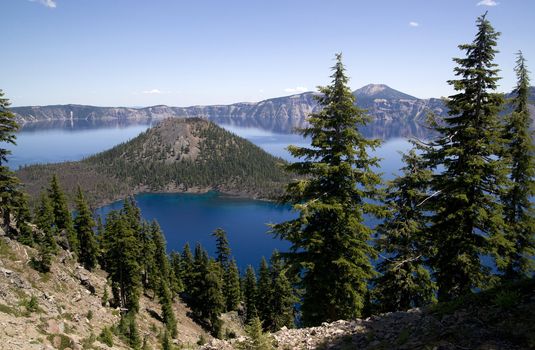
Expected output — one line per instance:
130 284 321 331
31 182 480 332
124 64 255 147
11 85 534 138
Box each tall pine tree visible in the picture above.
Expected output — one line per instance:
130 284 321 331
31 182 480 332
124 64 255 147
498 51 535 278
48 175 78 253
74 186 98 270
271 53 382 325
373 150 436 312
422 13 506 301
243 265 258 324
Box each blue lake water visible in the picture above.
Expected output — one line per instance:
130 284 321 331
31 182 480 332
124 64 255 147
7 119 413 270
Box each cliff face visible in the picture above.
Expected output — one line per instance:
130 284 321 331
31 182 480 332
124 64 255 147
11 85 535 138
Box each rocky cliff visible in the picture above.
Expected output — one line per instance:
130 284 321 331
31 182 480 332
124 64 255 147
12 85 534 138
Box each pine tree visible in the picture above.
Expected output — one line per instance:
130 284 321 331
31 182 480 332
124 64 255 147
256 257 271 325
498 51 535 279
422 13 506 301
373 150 436 312
271 53 382 325
74 186 98 270
212 228 231 267
151 220 171 290
48 175 78 253
224 258 241 312
243 265 258 324
169 251 185 295
14 192 34 246
265 251 295 331
33 193 57 272
242 316 273 350
102 210 142 312
0 89 22 233
160 281 177 338
181 243 194 293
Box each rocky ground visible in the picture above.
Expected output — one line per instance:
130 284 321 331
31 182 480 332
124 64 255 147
203 281 535 350
2 225 533 350
0 230 211 349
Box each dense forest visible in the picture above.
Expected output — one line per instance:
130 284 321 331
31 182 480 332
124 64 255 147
16 118 292 207
0 13 533 350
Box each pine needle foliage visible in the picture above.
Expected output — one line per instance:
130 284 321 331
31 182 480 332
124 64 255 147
271 53 383 325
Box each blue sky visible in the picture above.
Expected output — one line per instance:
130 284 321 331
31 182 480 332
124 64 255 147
2 0 534 107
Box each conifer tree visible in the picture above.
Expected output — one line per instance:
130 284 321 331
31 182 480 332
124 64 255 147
169 251 185 295
243 265 258 324
265 251 295 331
181 243 194 292
48 175 78 253
373 150 436 312
74 186 98 270
151 221 171 290
14 192 34 246
212 228 231 267
256 257 271 325
242 316 273 350
139 222 156 293
33 193 57 272
271 53 382 325
224 258 241 311
102 210 142 312
498 51 535 278
159 281 177 338
0 89 22 233
421 13 506 301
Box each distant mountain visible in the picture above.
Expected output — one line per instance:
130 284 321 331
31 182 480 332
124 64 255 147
11 84 534 138
354 83 417 100
17 118 291 206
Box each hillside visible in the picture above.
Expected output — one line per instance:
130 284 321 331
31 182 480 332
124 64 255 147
202 279 535 350
16 118 291 207
0 233 211 349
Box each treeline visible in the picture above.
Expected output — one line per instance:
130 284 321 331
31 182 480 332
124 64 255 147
271 13 534 326
3 170 296 345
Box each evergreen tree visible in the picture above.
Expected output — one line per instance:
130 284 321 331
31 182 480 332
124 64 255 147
35 192 57 249
0 89 22 233
271 53 382 325
151 220 171 290
160 281 177 338
181 243 194 293
47 175 77 253
242 316 273 350
256 257 271 325
498 51 535 279
140 222 156 293
224 258 241 312
243 265 258 323
73 186 98 270
169 251 185 295
373 150 436 312
421 13 506 301
212 228 231 267
102 210 142 312
265 251 295 331
14 192 34 246
33 193 58 273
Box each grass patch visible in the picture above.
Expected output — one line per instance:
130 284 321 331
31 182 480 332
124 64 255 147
0 303 21 317
0 238 16 259
46 334 72 350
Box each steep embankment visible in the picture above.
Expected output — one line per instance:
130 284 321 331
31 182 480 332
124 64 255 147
0 231 211 349
16 118 291 207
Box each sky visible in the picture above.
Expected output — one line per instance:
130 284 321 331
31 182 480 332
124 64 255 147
2 0 534 107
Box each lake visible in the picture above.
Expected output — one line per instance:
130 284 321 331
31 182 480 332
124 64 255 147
7 119 412 270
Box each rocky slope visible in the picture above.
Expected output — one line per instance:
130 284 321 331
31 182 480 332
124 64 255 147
202 279 535 350
16 118 291 207
0 228 212 349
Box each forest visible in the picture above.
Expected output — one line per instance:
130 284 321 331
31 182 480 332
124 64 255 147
0 13 533 350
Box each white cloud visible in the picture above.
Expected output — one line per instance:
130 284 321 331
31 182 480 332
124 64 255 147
30 0 57 8
284 86 308 93
477 0 499 6
409 21 419 27
142 89 164 95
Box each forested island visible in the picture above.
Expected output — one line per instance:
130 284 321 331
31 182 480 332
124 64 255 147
16 118 292 207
